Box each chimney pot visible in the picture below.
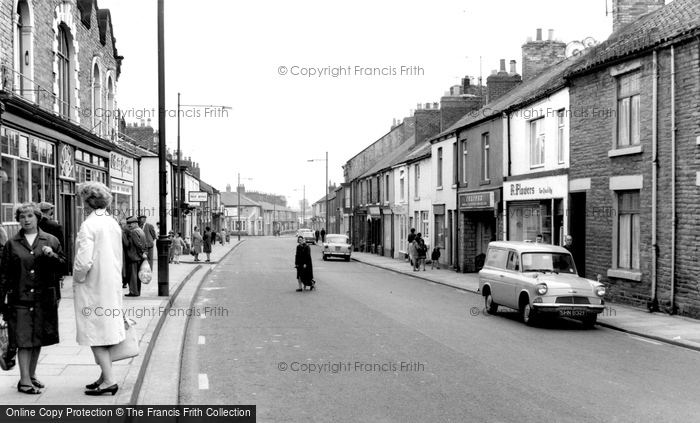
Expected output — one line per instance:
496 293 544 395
548 29 554 41
500 59 506 72
425 103 431 110
491 69 497 75
526 36 532 43
510 60 517 74
536 28 542 41
433 102 439 109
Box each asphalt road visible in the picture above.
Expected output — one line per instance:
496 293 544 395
180 236 700 423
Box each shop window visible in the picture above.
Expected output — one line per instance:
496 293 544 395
617 191 640 269
508 202 551 243
616 71 640 148
530 118 545 168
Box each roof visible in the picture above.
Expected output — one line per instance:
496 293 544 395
257 201 292 212
566 0 700 76
487 241 569 254
220 191 259 207
358 135 416 179
434 57 580 140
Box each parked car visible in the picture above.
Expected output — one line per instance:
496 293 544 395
322 234 352 261
299 229 316 244
478 241 606 328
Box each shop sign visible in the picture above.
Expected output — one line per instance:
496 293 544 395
459 192 494 209
189 191 208 202
110 153 133 180
390 205 406 214
381 208 392 215
369 206 381 216
59 144 75 180
504 176 568 201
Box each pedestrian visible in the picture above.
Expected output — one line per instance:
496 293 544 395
192 227 203 262
137 216 156 270
72 182 124 396
315 229 320 243
294 235 314 292
409 234 419 271
37 202 67 300
124 216 146 297
203 227 213 262
407 228 416 266
167 231 175 263
563 235 573 252
171 232 183 264
118 219 129 288
431 246 441 269
417 238 428 271
0 202 66 394
535 234 543 243
220 228 226 246
320 228 326 243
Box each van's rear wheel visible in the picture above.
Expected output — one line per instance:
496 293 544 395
581 314 597 329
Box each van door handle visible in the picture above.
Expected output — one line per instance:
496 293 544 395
500 275 504 277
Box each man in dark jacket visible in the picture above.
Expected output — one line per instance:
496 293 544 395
407 228 416 266
124 216 147 297
38 202 66 300
138 215 157 270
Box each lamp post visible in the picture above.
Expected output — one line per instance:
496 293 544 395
237 173 253 241
156 0 170 296
176 95 230 233
292 185 305 229
308 152 328 234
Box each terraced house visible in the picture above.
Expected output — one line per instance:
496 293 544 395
565 0 700 317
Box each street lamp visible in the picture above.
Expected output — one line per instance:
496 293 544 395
292 185 306 229
156 0 170 296
308 151 328 234
237 173 253 241
176 94 231 234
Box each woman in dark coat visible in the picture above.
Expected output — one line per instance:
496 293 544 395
0 203 66 394
294 236 314 291
203 227 213 262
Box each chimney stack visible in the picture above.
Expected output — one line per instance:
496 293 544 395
612 0 664 33
521 28 566 81
487 58 522 103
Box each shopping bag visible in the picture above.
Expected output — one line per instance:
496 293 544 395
109 319 139 362
138 260 152 284
0 318 8 358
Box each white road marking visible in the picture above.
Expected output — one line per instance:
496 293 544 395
199 374 209 390
629 335 662 345
198 336 205 345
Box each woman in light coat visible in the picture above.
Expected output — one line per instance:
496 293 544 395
191 227 203 262
73 182 124 396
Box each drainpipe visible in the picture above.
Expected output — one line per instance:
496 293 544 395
505 111 512 240
650 50 659 312
670 46 677 314
137 157 141 214
455 133 461 271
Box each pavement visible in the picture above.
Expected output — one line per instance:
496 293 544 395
0 238 241 405
348 251 700 352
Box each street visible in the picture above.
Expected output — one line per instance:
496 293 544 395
179 237 700 422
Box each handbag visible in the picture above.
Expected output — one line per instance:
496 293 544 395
138 260 152 284
109 319 139 362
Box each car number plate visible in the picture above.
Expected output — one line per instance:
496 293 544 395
559 309 587 317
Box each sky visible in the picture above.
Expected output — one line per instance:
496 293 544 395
98 0 626 209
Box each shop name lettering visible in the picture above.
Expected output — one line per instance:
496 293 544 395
510 184 553 196
111 154 133 175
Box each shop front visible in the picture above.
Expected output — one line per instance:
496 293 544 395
367 206 382 255
109 151 134 221
458 189 501 272
381 207 392 257
504 175 569 246
391 204 408 260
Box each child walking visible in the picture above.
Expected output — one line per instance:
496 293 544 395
431 246 441 269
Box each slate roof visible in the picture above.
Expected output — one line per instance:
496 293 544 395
220 191 259 207
566 0 700 76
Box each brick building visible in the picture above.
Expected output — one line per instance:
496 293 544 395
565 0 700 316
0 0 132 264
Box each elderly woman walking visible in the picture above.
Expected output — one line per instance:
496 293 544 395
73 182 125 396
0 203 66 394
191 227 203 262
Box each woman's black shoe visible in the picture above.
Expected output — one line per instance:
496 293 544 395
295 289 302 292
30 377 45 388
85 384 118 396
86 379 102 389
17 382 41 395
